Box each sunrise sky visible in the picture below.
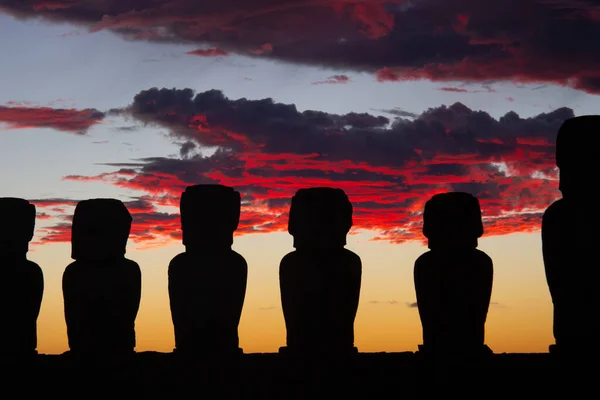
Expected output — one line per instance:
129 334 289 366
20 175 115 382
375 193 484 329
1 0 599 355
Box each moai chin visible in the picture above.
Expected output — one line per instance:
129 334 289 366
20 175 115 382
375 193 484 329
63 198 141 357
0 198 43 357
168 184 247 357
542 115 600 358
414 192 493 359
279 187 362 357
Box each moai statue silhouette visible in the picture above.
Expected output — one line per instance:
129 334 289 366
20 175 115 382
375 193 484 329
279 187 362 357
168 184 247 357
542 115 600 358
414 192 493 359
0 198 43 357
63 199 141 357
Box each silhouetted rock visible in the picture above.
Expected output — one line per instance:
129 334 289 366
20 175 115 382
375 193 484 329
62 199 141 357
279 187 362 357
414 192 493 360
169 184 247 357
0 351 562 398
0 198 43 357
543 115 600 359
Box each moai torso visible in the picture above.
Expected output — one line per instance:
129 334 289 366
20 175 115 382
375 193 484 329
542 199 596 349
63 199 141 355
415 249 493 350
414 192 493 355
280 188 362 355
168 185 247 355
542 116 600 353
0 198 43 356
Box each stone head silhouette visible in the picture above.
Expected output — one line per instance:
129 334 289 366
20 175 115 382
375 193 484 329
288 187 353 249
555 115 600 198
415 192 493 357
169 184 247 356
280 187 361 356
0 197 36 257
180 184 241 250
422 192 484 250
71 198 132 262
542 115 600 357
63 198 140 356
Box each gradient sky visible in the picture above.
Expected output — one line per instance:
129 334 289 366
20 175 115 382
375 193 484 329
1 0 599 355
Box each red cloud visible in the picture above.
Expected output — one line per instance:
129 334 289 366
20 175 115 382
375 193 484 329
437 85 496 93
2 1 600 93
312 75 350 85
30 197 182 247
186 48 229 57
31 1 69 11
36 212 53 220
0 105 105 134
438 87 468 92
333 2 395 39
29 88 572 248
249 43 274 55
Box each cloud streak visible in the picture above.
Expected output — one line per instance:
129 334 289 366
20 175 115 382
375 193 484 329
312 75 350 85
0 105 105 134
186 48 229 57
1 0 600 93
369 300 401 305
24 87 571 248
30 197 181 247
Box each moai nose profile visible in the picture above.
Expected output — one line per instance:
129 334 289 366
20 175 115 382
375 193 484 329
168 184 247 358
0 198 43 358
542 115 600 360
62 198 141 358
279 187 362 358
414 192 493 360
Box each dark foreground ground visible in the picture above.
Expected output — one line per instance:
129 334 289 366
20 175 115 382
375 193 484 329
0 351 594 398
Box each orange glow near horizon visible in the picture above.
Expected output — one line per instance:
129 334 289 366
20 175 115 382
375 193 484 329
30 230 553 355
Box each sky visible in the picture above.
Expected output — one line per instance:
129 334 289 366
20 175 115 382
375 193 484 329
0 0 599 355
